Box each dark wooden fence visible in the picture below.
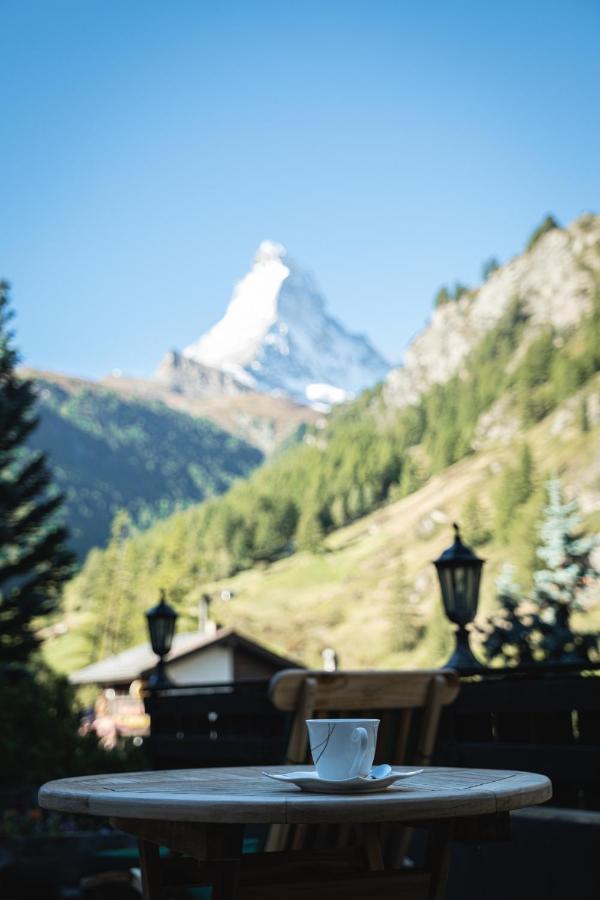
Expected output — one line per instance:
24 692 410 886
435 666 600 810
144 679 289 770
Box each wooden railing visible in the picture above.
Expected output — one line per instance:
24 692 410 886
144 679 289 769
435 666 600 810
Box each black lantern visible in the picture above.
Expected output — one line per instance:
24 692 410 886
145 589 178 688
434 523 485 671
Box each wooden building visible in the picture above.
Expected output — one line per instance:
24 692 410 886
70 626 302 693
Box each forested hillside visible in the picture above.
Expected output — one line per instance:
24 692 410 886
42 215 600 671
48 284 600 670
27 373 263 557
68 291 600 571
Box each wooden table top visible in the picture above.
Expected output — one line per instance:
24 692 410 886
39 766 551 826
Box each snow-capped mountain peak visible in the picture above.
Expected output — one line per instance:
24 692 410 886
254 239 287 265
183 241 389 406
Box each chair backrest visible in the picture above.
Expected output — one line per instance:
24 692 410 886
269 668 460 769
266 669 460 856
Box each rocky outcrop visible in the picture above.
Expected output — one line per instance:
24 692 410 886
385 214 600 408
155 351 250 397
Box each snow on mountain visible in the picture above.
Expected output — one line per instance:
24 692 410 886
183 240 390 407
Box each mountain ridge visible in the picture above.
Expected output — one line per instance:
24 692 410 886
24 369 263 557
103 359 319 453
386 213 600 406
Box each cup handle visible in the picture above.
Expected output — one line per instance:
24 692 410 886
349 726 369 778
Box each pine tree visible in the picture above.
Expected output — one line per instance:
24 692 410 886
461 495 491 547
434 286 450 308
95 509 137 659
494 443 535 542
482 481 599 666
526 214 560 252
578 399 590 433
0 283 74 665
529 476 600 664
480 564 537 665
481 257 500 281
534 479 597 598
295 496 325 553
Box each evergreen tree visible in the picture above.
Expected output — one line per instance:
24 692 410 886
434 286 451 308
481 257 500 281
494 443 535 542
398 455 425 497
582 288 600 375
252 496 298 561
295 496 325 553
0 283 73 665
480 564 538 665
461 495 491 547
526 214 560 251
482 481 599 666
533 478 599 621
93 509 137 659
578 398 590 433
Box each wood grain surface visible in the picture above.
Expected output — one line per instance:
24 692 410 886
39 765 551 825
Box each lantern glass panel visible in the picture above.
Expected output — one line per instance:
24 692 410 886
452 566 471 625
454 564 482 625
438 568 454 618
437 562 483 626
149 614 176 657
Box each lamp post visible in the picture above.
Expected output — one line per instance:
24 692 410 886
145 589 178 688
434 523 485 672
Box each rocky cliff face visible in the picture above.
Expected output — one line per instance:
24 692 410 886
155 351 251 397
385 214 600 407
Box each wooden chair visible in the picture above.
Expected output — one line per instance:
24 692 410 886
265 668 460 883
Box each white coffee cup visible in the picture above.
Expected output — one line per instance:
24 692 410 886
306 718 379 780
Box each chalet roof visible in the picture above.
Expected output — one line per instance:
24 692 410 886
69 627 301 686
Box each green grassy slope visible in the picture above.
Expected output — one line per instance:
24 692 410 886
28 373 263 558
44 362 600 675
193 383 600 671
42 239 600 671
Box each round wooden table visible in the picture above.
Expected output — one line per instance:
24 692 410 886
39 765 552 899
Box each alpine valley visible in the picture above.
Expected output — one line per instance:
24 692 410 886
42 214 600 674
26 241 388 556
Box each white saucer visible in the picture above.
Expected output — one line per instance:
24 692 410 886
262 765 424 794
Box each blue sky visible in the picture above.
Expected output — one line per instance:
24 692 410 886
1 0 599 378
